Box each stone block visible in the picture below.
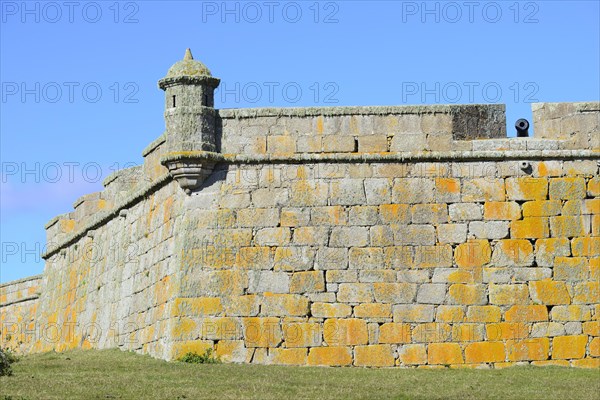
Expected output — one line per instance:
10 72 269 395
552 335 587 359
550 305 592 322
373 282 417 303
572 237 600 257
506 338 549 361
392 178 435 203
489 284 530 305
358 135 388 152
466 306 501 322
435 178 461 203
364 179 392 205
550 216 587 237
505 305 548 322
483 201 521 220
248 271 290 294
399 344 427 365
393 225 436 246
435 306 465 322
510 218 549 239
413 245 453 268
254 228 291 246
282 322 322 347
354 344 395 367
427 343 464 365
348 206 379 226
337 283 374 303
522 200 562 217
316 247 349 270
416 284 447 304
411 203 449 224
549 177 586 200
448 284 487 305
379 204 410 224
242 317 282 347
260 294 309 316
353 303 392 318
393 305 435 322
469 221 509 239
311 206 347 225
535 238 571 267
330 227 369 247
311 302 352 318
462 178 505 202
437 224 468 244
330 179 366 206
280 208 310 227
505 177 548 200
465 342 505 363
449 203 482 222
554 257 589 282
307 346 352 366
492 239 534 267
289 271 325 293
293 226 329 246
529 280 571 305
323 318 369 346
455 240 491 268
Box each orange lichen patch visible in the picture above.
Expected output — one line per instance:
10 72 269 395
435 306 465 323
307 346 352 366
379 204 410 223
282 322 321 348
505 305 548 322
552 335 587 359
323 318 368 346
572 237 600 257
378 323 411 344
354 345 395 367
59 219 76 233
399 344 427 365
510 218 549 239
316 116 324 134
354 303 392 318
506 338 549 361
465 342 505 363
529 280 571 305
436 178 460 195
270 348 307 365
483 202 521 220
506 178 548 200
241 317 282 348
455 240 491 268
427 343 463 365
171 340 213 360
171 297 222 317
589 337 600 357
522 201 562 217
572 282 599 304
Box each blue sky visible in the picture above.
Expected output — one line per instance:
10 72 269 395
1 0 599 283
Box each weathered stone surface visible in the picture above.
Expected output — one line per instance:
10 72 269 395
3 61 598 371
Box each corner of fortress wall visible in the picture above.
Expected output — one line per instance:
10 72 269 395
1 69 599 368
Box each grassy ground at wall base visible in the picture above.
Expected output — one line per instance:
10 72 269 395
1 349 598 400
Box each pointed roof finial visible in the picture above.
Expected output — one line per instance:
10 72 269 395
184 48 193 61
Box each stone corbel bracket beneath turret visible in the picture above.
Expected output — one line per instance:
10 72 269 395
160 151 226 194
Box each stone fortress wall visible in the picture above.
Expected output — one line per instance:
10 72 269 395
1 51 598 368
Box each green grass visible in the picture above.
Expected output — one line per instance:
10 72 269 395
0 349 598 400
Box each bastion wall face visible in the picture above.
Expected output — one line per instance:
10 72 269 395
1 97 598 368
